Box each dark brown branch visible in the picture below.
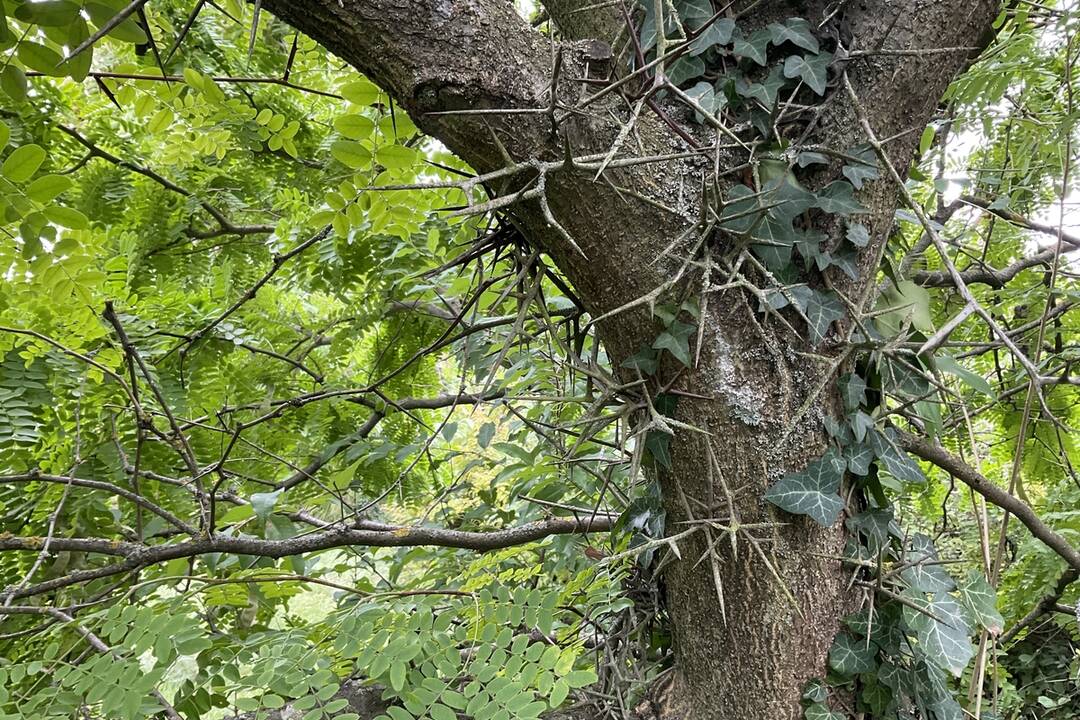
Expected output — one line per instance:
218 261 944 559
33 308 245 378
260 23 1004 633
30 72 344 100
1 516 614 601
914 247 1059 288
898 431 1080 572
999 567 1078 645
2 473 196 536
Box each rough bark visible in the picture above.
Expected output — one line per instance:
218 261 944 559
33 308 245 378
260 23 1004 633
258 1 1001 717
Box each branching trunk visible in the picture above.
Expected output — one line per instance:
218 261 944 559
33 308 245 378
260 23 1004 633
260 1 1000 716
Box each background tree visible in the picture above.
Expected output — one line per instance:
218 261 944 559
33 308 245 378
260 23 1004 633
0 1 1078 719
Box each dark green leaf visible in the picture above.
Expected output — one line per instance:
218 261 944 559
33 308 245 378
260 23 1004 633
829 632 877 675
782 52 831 95
764 448 846 526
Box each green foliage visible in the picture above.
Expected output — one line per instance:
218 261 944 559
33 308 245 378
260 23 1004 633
0 1 1078 719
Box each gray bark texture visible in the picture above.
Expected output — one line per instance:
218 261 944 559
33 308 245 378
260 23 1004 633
258 1 1001 717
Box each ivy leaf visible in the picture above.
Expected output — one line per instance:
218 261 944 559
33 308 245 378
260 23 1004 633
764 448 846 526
868 428 927 484
860 683 893 716
794 228 828 269
843 442 874 476
903 594 973 676
768 18 820 53
846 507 896 551
733 28 771 66
652 320 696 367
719 184 763 234
846 222 870 247
958 571 1003 635
665 54 706 86
828 247 860 280
900 533 956 593
736 65 789 108
828 632 877 675
803 289 845 345
674 0 712 29
782 52 832 95
802 679 829 703
804 704 845 720
813 180 867 215
878 279 934 336
849 411 874 444
880 357 931 399
685 81 723 121
797 151 829 167
842 145 880 189
766 174 816 221
838 373 867 411
622 346 660 375
749 214 797 270
644 430 672 470
689 18 735 56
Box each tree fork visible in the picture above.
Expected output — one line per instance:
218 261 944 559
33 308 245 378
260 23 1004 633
257 1 1001 717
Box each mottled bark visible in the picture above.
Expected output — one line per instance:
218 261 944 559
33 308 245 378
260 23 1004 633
259 1 1000 717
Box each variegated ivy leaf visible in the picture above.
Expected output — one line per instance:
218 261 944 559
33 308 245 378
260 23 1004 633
804 703 845 720
867 428 927 484
903 594 973 676
839 373 867 410
733 28 771 66
768 18 820 53
844 442 874 475
813 179 868 215
901 533 956 593
828 631 878 675
802 289 845 346
958 571 1003 635
842 144 880 189
689 18 735 55
782 51 832 94
764 448 845 526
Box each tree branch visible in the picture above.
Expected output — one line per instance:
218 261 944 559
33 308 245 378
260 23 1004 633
0 516 614 601
898 430 1080 572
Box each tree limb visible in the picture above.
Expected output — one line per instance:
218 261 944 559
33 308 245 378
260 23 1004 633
1 516 614 601
898 431 1080 572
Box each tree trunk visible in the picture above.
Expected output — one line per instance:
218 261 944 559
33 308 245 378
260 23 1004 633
260 1 1000 716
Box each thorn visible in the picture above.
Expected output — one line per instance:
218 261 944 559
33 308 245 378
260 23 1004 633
247 0 262 63
485 121 515 167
